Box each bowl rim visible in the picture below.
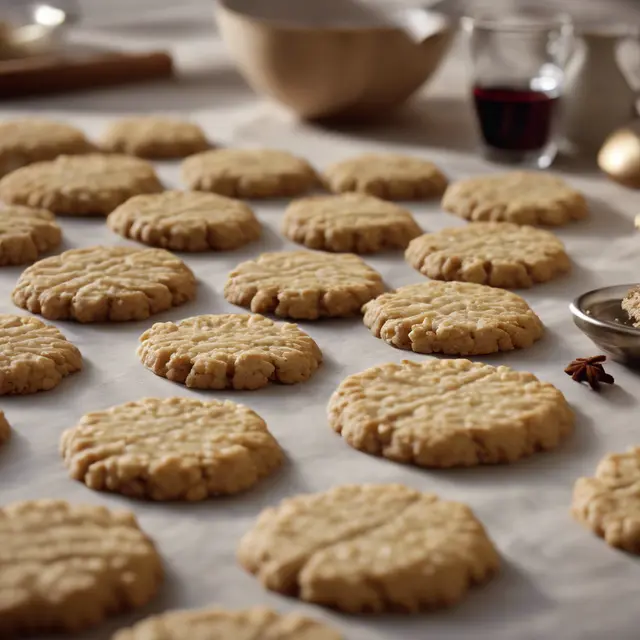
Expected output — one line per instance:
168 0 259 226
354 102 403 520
569 283 640 336
216 0 452 36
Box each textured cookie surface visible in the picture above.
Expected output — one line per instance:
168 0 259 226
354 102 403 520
0 499 162 636
138 314 322 390
182 148 318 198
61 397 283 501
0 206 61 266
362 281 543 356
12 246 196 322
112 606 343 640
283 193 422 253
107 191 261 252
225 250 384 319
238 483 499 612
406 222 570 288
0 154 162 216
101 116 209 158
573 447 640 553
0 119 93 177
622 286 640 327
442 171 588 226
0 410 10 445
0 314 82 395
324 153 448 200
328 359 574 468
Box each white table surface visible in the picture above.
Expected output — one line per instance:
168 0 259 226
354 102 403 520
2 7 640 640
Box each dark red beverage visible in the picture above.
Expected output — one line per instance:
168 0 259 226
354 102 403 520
473 85 559 152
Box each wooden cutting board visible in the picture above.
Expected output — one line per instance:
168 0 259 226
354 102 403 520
0 50 174 99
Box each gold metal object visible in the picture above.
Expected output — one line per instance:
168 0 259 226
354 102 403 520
598 122 640 189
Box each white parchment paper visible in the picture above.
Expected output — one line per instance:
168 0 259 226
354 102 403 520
2 11 640 640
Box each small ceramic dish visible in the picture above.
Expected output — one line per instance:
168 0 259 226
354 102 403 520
570 284 640 365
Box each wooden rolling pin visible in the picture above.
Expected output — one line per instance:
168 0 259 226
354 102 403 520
0 50 174 99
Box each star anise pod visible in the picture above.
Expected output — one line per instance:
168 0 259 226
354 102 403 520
564 355 614 391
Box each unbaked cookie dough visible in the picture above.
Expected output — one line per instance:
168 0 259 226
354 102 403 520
0 206 62 266
328 359 574 468
12 246 196 322
323 153 448 200
362 281 543 355
0 153 163 216
182 148 318 198
622 286 640 327
61 397 283 501
101 116 210 158
224 250 384 319
0 119 94 177
0 499 163 636
283 193 422 253
442 171 588 226
572 447 640 553
138 313 322 390
405 222 571 288
238 483 500 612
112 606 343 640
0 314 82 395
107 190 261 252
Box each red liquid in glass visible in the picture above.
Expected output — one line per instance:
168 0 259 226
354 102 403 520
473 85 559 152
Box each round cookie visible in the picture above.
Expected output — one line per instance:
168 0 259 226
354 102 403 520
362 281 543 355
283 193 422 253
442 171 588 226
572 447 640 553
328 359 574 468
0 119 94 177
238 483 499 612
182 148 318 198
107 190 261 252
0 314 82 395
0 153 163 216
61 397 283 501
101 116 209 158
323 153 448 200
622 285 640 327
0 410 10 445
13 246 196 323
0 499 162 636
0 205 61 266
113 606 343 640
224 250 384 320
138 313 322 390
405 222 570 288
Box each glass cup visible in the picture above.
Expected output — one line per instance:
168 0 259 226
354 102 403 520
462 11 574 169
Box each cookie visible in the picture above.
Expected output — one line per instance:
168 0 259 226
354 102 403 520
0 499 162 636
329 359 574 468
0 314 82 395
101 116 209 158
12 246 196 322
224 250 384 320
112 606 343 640
323 153 448 200
61 397 283 501
107 190 261 252
0 206 62 266
0 119 93 177
621 285 640 327
405 222 570 288
362 281 543 355
138 313 322 391
572 447 640 553
182 148 318 198
442 171 588 226
0 410 10 445
238 483 499 612
0 153 162 216
283 193 422 253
